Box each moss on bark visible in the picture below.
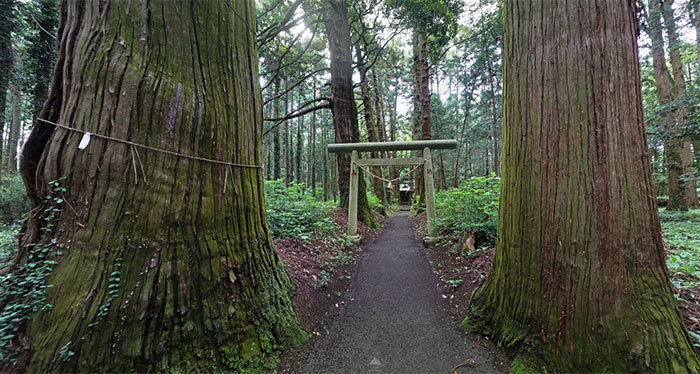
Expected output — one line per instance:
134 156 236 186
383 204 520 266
466 1 700 372
14 0 306 372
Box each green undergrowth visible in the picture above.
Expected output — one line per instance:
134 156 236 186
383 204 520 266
0 178 65 366
265 180 337 240
434 175 500 249
660 209 700 286
0 174 31 226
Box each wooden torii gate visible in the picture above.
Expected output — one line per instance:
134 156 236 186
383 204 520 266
328 139 458 244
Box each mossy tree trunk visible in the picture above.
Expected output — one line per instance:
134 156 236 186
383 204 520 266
15 0 305 371
323 0 377 228
467 1 700 372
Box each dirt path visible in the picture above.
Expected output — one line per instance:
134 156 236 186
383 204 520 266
289 211 504 374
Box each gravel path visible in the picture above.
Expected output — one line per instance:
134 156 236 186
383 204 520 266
290 211 503 374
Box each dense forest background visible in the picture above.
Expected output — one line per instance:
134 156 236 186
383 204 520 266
0 0 698 369
0 0 696 208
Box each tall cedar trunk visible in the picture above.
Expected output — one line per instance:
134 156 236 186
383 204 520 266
322 111 329 201
14 1 305 371
7 81 21 172
0 0 13 180
284 80 291 185
390 77 398 196
694 0 700 172
412 30 430 207
661 0 698 208
486 62 500 176
355 44 384 206
467 1 700 372
453 89 473 187
273 78 282 180
323 0 376 227
308 79 316 196
647 0 688 210
29 0 58 120
296 112 303 186
371 70 390 203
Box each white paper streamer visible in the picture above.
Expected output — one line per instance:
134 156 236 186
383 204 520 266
78 132 91 150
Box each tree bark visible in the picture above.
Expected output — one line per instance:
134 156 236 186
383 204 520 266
273 78 282 180
296 109 303 186
355 43 384 208
468 0 700 372
7 81 21 172
308 79 317 196
412 30 430 207
13 1 305 371
284 79 291 185
660 0 698 208
0 0 14 180
323 0 376 227
646 0 688 211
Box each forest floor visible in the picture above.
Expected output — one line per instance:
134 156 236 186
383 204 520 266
277 210 508 374
415 209 700 354
276 209 384 342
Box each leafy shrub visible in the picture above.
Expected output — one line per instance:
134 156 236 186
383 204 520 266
0 175 30 225
265 180 337 240
434 175 500 246
366 189 383 213
659 208 700 282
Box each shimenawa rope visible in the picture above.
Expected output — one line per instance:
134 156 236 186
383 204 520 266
37 118 261 169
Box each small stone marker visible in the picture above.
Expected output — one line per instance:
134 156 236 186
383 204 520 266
369 357 382 367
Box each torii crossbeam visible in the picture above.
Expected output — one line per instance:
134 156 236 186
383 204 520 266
328 139 458 244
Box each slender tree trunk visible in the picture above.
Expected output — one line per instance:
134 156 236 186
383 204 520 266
412 30 430 207
661 0 698 208
308 80 317 197
323 0 376 227
11 1 305 371
273 79 282 180
453 88 473 188
646 0 688 211
296 110 303 186
7 81 21 172
486 62 500 176
468 1 700 371
355 44 384 208
284 80 291 185
0 0 14 180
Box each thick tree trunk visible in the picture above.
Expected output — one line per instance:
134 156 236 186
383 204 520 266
323 0 376 227
646 0 689 211
468 1 700 372
13 1 305 371
7 81 21 172
661 0 698 208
